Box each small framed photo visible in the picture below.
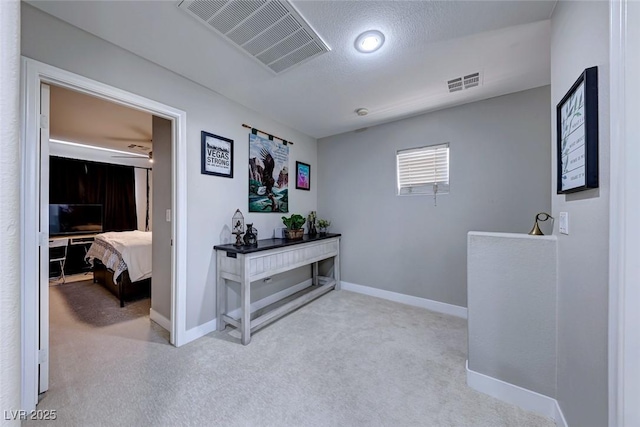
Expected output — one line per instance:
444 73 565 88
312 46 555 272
201 131 233 178
556 66 599 194
295 161 310 191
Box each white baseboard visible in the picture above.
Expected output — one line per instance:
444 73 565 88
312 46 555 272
553 399 568 427
184 317 218 344
182 279 314 344
466 361 567 426
227 279 313 319
340 281 467 319
149 308 171 331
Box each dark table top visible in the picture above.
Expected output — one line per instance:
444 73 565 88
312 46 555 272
214 233 341 254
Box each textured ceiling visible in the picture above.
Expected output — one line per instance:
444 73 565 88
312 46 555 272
30 1 555 139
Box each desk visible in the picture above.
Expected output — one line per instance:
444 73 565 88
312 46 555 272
50 233 97 242
49 234 97 275
214 233 341 345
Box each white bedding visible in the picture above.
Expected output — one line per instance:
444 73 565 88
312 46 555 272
87 231 152 282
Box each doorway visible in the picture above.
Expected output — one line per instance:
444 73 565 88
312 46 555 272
43 81 168 394
21 57 188 411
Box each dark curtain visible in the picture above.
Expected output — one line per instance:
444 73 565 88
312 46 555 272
50 156 137 232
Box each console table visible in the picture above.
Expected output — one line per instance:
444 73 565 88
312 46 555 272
214 233 341 345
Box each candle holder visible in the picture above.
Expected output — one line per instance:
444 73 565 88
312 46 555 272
232 209 245 246
308 211 317 237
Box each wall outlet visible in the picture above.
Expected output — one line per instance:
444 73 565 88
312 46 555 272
559 212 569 235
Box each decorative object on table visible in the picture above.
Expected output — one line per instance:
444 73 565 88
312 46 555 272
232 209 245 246
248 130 289 213
281 214 306 240
557 66 599 194
201 131 234 178
295 161 311 190
528 212 554 236
243 223 258 246
317 219 331 235
307 211 317 236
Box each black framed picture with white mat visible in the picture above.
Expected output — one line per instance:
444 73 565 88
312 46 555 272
556 66 599 194
201 131 233 178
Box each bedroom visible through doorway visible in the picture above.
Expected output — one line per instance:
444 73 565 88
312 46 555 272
21 57 188 411
42 82 172 396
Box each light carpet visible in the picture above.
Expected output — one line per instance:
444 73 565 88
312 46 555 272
28 281 554 427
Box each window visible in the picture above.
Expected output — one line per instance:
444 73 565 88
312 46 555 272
396 142 449 196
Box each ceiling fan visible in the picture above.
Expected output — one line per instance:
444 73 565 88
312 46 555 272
110 140 153 163
112 149 153 163
104 125 153 162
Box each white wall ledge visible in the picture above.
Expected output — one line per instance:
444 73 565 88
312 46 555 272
468 231 557 241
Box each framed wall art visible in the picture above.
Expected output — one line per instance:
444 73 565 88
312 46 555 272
295 161 310 191
201 131 233 178
557 66 599 194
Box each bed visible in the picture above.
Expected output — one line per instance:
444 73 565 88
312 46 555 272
86 230 152 307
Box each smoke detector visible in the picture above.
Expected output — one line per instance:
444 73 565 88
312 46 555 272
355 108 369 116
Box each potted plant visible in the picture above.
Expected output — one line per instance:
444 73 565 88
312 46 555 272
281 214 306 240
317 219 331 235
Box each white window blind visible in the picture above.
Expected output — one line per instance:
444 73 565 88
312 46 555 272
396 142 449 196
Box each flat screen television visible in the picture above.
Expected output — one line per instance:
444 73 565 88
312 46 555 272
49 204 103 236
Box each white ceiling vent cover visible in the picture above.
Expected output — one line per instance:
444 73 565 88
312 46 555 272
447 72 482 93
463 72 480 89
178 0 330 74
447 77 463 93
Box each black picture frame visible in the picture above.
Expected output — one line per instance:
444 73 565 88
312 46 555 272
295 161 310 191
201 131 233 178
556 66 599 194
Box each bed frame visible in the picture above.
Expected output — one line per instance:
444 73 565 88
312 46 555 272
92 259 151 307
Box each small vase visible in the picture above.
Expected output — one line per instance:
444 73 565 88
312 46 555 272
318 227 328 236
243 223 257 246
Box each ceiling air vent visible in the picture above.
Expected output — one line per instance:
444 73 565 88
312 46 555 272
464 72 480 89
447 71 482 93
178 0 330 74
447 77 463 93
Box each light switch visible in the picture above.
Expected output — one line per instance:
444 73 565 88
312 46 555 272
166 209 171 222
559 212 569 235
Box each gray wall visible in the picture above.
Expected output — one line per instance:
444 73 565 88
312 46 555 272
21 3 318 330
318 87 551 307
151 116 171 318
467 232 557 398
550 2 610 426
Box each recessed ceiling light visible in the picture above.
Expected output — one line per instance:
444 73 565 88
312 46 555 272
355 108 369 116
354 30 385 53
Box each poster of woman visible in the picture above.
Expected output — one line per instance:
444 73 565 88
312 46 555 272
248 133 289 212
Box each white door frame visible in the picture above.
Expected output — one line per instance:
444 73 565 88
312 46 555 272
609 0 640 426
38 83 51 394
20 57 189 411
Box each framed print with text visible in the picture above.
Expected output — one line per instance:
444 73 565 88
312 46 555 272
557 66 599 194
201 131 233 178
